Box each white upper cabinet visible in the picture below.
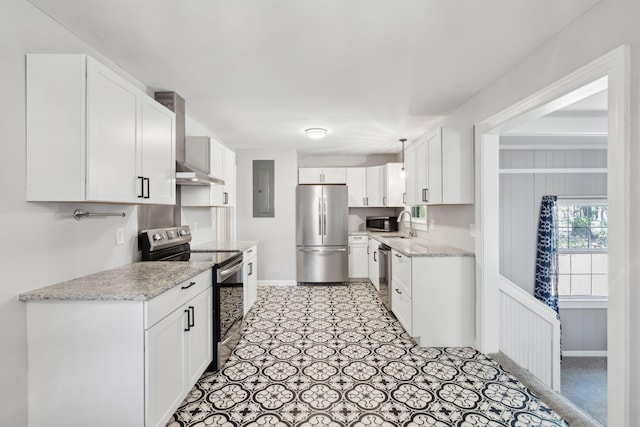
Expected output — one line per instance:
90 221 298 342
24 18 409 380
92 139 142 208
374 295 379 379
346 168 367 207
181 137 233 207
140 94 176 205
384 163 405 207
404 144 418 206
298 167 346 184
222 147 236 207
26 54 176 204
365 165 384 207
406 127 473 206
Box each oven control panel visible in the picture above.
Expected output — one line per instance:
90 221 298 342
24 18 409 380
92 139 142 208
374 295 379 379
140 225 192 252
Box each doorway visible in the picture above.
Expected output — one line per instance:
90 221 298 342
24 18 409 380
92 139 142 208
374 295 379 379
498 86 608 424
474 46 630 426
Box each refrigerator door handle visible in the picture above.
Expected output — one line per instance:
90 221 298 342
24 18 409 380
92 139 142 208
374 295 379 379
322 195 327 236
318 197 323 236
298 247 347 253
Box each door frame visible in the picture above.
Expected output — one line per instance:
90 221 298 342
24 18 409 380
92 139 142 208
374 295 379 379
474 45 630 425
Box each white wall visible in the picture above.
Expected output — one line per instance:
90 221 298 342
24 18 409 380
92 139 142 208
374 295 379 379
499 146 607 294
434 0 640 420
0 1 152 424
236 150 298 281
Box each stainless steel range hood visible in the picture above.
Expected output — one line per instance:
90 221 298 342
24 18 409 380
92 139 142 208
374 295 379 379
154 91 224 186
176 161 224 185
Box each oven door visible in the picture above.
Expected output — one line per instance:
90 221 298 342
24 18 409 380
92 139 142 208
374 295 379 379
215 256 244 369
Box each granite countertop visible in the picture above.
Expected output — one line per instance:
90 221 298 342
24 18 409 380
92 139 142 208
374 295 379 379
365 232 474 258
18 262 215 302
191 240 258 253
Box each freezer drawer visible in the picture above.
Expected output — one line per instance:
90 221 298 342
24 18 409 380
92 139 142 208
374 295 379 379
297 246 348 283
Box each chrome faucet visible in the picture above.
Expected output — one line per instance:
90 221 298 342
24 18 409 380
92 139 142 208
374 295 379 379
397 210 415 238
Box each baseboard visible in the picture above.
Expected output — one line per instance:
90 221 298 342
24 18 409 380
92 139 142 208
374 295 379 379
562 351 608 357
257 280 297 286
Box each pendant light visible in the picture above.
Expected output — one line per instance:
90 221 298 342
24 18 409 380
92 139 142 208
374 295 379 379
399 138 407 176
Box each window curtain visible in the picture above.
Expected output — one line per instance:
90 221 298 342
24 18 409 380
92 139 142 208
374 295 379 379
534 195 559 316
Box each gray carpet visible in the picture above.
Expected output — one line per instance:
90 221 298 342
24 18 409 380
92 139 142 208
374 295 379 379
561 357 607 426
491 353 603 427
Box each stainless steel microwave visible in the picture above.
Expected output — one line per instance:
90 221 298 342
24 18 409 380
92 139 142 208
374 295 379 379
366 216 398 232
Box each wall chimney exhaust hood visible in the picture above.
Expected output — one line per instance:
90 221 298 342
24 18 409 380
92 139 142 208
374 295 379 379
154 91 224 186
176 162 224 185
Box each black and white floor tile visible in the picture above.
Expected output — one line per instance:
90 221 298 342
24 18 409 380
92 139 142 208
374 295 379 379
168 283 568 427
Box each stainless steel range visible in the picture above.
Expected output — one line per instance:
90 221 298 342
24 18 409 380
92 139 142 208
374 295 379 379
140 226 243 371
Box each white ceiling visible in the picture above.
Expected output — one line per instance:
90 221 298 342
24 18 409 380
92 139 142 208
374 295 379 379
27 0 600 155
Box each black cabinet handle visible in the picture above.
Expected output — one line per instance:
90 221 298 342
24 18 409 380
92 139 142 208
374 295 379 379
395 254 401 258
223 192 229 205
383 196 386 206
403 193 406 204
137 176 144 198
374 251 377 262
143 177 150 199
181 281 196 290
248 262 253 276
395 288 402 294
188 306 195 328
184 309 191 331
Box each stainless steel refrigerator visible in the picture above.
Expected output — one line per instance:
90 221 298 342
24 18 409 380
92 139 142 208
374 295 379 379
296 185 348 283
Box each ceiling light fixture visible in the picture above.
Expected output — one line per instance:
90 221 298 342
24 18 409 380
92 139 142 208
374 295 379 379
305 128 327 139
399 138 407 176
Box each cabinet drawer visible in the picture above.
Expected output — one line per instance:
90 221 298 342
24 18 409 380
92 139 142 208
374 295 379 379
391 250 412 297
243 246 257 260
391 281 412 334
145 270 212 329
348 235 367 244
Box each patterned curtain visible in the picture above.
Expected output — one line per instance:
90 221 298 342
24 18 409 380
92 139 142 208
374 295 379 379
534 195 559 316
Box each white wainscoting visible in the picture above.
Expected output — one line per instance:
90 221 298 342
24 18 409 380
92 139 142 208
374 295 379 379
498 275 561 391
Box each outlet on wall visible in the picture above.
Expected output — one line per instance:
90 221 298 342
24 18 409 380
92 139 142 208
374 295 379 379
116 227 124 245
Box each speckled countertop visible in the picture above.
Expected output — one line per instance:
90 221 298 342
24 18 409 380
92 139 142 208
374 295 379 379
352 231 474 257
191 240 258 253
18 262 215 302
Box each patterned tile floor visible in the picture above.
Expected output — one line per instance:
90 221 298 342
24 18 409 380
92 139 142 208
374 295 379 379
168 283 568 427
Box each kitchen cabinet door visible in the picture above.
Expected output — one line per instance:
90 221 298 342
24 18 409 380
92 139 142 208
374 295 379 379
366 165 384 207
223 147 236 206
185 288 213 386
322 167 347 184
346 168 367 207
145 306 186 427
298 168 323 184
244 249 258 315
348 240 369 278
425 130 443 204
140 94 176 205
384 163 405 207
368 238 379 290
403 144 418 206
85 57 141 202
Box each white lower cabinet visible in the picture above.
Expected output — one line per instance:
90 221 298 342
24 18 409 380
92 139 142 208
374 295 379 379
26 270 213 427
243 245 258 315
391 249 475 347
368 238 379 290
348 235 369 278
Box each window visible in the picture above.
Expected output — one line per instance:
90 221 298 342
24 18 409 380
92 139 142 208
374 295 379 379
409 206 427 223
557 202 608 298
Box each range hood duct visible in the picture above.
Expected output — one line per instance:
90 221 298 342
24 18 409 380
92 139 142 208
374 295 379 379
154 91 223 186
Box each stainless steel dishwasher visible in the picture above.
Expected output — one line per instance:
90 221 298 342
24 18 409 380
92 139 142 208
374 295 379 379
378 244 392 311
